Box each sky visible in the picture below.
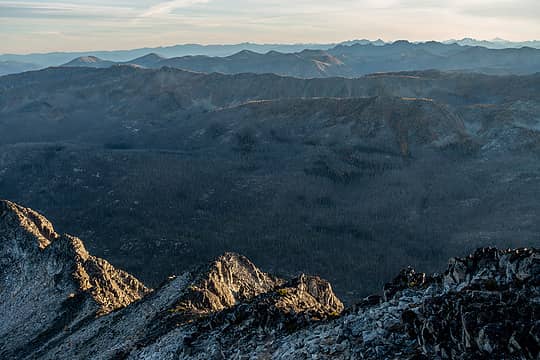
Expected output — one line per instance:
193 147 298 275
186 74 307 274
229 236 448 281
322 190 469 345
0 0 539 54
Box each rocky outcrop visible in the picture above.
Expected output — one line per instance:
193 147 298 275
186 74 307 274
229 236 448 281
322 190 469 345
405 248 540 359
0 200 538 359
0 201 345 359
0 200 150 316
173 252 284 314
253 247 539 360
0 199 58 249
273 274 344 320
171 254 343 323
0 200 150 357
68 234 150 315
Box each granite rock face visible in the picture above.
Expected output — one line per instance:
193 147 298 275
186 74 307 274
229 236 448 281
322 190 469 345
0 200 538 359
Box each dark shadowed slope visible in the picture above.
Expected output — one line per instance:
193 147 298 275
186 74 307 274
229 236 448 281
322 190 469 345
0 67 539 302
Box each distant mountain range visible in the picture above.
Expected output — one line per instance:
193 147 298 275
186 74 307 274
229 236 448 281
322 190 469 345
59 40 540 78
0 40 378 69
1 38 538 77
445 37 540 49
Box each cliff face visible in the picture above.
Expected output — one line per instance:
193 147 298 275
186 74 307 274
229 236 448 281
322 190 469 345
0 200 538 359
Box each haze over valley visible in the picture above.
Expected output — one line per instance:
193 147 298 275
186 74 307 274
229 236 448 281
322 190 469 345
2 65 539 301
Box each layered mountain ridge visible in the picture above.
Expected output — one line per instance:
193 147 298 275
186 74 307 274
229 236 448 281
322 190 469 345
3 38 539 78
58 41 540 77
0 200 537 359
1 66 539 303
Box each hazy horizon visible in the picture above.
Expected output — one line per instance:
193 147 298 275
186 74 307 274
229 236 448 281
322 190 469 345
1 0 539 54
3 37 540 57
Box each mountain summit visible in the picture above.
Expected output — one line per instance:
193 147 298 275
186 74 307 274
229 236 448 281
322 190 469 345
125 53 165 68
62 56 115 68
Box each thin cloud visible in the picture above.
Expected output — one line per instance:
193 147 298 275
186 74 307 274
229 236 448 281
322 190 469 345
0 1 135 18
140 0 210 18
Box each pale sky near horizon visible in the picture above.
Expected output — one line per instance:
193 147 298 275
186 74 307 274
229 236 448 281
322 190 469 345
0 0 539 54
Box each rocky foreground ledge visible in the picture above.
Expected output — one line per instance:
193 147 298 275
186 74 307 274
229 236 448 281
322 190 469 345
0 200 538 359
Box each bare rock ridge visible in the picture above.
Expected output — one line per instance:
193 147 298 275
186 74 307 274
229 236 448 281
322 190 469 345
0 200 344 358
0 200 150 315
0 200 538 359
0 199 58 248
258 247 539 359
173 252 286 314
411 248 540 358
172 252 343 319
275 274 344 319
0 200 150 357
173 262 344 324
69 238 151 316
